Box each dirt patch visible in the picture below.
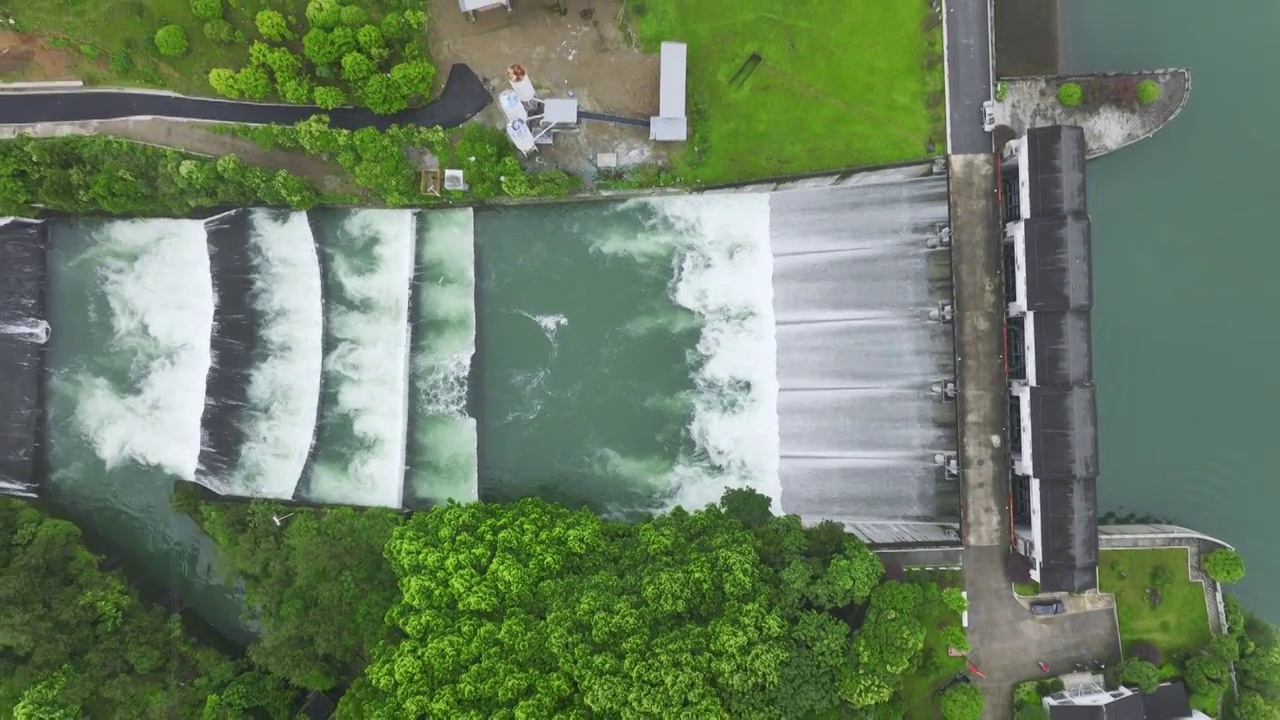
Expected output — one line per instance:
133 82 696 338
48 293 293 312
428 0 669 179
0 32 78 80
429 0 658 117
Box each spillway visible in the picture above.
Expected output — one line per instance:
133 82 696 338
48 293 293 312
300 210 415 508
0 218 48 496
770 177 959 523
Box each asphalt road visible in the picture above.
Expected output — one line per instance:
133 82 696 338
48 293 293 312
0 64 491 130
944 0 994 154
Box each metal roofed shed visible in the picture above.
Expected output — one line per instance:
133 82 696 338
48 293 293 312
1023 384 1098 480
542 98 579 126
650 42 688 142
1025 125 1088 218
1025 310 1093 386
459 0 510 16
1037 476 1099 593
1020 214 1092 311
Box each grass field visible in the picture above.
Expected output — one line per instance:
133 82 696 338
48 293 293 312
4 0 421 97
628 0 945 183
1098 549 1212 657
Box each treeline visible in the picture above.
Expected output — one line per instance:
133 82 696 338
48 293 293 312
0 135 329 217
0 118 578 217
217 114 579 205
0 499 295 718
176 486 975 718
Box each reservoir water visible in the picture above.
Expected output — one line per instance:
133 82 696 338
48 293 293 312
1065 0 1280 619
37 175 958 635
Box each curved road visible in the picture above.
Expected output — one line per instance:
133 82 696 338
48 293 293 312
0 64 491 130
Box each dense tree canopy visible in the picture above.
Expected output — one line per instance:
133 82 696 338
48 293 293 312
344 496 879 718
0 500 293 717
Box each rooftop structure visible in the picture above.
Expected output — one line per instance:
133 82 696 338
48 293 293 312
1002 125 1099 593
1044 680 1207 720
459 0 511 18
650 42 688 142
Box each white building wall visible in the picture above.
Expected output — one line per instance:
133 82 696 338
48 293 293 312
1029 475 1043 582
1009 221 1027 317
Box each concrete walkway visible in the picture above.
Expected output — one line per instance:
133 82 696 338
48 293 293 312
0 64 491 130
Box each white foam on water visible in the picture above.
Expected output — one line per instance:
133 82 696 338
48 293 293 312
0 318 50 344
310 210 415 508
68 219 214 480
409 209 478 504
227 210 323 500
516 310 568 353
621 194 782 513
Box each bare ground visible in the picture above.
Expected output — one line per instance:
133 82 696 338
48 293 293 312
0 31 78 80
428 0 670 178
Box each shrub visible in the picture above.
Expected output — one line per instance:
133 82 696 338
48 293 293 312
390 60 435 97
360 74 408 115
380 12 407 40
108 49 133 74
1204 549 1246 584
1137 79 1161 105
941 625 970 654
1150 565 1174 588
942 587 969 615
340 52 376 83
203 19 236 44
1057 82 1083 107
306 0 342 30
340 5 368 28
303 29 341 66
154 25 189 57
995 81 1008 102
313 85 346 110
1129 640 1162 666
1119 658 1160 694
79 44 99 58
190 0 223 21
941 683 984 720
256 10 293 42
208 68 240 99
235 66 272 102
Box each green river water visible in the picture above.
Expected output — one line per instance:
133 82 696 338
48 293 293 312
1066 0 1280 619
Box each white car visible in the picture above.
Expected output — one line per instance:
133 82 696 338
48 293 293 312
981 101 997 132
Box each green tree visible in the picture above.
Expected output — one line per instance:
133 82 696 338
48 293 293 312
942 586 968 614
0 500 294 716
941 624 970 653
182 497 405 690
154 24 189 57
255 10 293 42
1119 658 1161 694
1137 79 1161 105
389 59 435 97
235 66 272 101
1237 691 1280 720
190 0 223 21
306 0 342 29
1204 549 1246 584
341 51 377 83
404 8 428 30
313 85 346 110
360 74 408 115
1211 633 1241 662
303 28 340 66
330 26 358 58
380 11 407 40
279 76 313 105
340 5 368 28
941 683 985 720
262 46 304 79
804 539 884 609
208 67 240 99
348 498 805 717
272 169 317 209
356 24 388 61
203 19 236 44
1058 82 1083 107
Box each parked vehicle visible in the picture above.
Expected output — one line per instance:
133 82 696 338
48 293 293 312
1030 600 1066 616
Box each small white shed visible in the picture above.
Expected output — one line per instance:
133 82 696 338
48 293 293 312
459 0 511 18
650 42 688 142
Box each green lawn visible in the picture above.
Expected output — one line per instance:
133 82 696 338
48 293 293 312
629 0 945 184
1098 549 1212 657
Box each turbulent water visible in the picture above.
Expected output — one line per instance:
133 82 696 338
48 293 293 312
35 176 962 630
302 210 415 508
406 209 478 506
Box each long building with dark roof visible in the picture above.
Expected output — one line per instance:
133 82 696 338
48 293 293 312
1001 125 1100 594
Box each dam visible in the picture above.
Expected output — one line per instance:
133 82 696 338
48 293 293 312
12 168 959 566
